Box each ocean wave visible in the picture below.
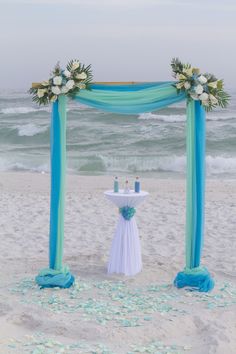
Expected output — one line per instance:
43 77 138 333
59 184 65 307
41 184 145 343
67 103 93 112
0 106 50 114
160 155 236 175
0 105 92 115
0 157 49 173
206 156 236 175
139 113 186 122
0 92 30 100
138 112 236 122
99 155 185 173
0 154 235 176
16 123 48 136
99 154 236 175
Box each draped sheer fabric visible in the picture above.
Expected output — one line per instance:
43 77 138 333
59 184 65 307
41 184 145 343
75 82 186 114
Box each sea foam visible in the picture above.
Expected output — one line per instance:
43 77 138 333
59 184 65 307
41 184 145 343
99 154 236 175
138 112 236 122
16 123 48 137
0 157 49 173
1 106 49 114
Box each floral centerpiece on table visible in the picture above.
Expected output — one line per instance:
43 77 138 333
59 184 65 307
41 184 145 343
171 58 230 112
29 59 93 105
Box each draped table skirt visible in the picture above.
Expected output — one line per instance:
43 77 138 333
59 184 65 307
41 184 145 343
104 190 148 276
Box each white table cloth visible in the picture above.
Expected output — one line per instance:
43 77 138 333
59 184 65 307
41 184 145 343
104 190 148 276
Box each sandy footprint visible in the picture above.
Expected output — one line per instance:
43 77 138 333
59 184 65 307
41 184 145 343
0 302 12 317
7 313 42 330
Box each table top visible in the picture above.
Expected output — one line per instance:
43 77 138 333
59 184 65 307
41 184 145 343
104 189 149 208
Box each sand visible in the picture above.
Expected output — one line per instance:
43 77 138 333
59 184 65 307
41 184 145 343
0 173 235 353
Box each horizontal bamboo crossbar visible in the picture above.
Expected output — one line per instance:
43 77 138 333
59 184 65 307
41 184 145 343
31 81 149 88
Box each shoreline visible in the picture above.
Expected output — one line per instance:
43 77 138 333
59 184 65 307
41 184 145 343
0 170 235 188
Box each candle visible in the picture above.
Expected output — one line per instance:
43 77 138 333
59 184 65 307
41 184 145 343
114 176 119 193
124 179 130 193
135 176 140 193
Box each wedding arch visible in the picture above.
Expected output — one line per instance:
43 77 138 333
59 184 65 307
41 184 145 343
30 58 229 292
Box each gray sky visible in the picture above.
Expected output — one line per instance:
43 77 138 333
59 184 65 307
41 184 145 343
0 0 235 90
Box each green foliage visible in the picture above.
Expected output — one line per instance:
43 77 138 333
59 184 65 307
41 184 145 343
205 87 231 112
171 58 183 76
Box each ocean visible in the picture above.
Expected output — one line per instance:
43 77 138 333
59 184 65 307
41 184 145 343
0 89 235 178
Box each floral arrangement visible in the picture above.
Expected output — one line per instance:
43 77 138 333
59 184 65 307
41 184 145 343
30 59 93 105
171 58 230 111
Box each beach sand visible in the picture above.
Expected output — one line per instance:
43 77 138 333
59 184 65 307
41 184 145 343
0 173 235 353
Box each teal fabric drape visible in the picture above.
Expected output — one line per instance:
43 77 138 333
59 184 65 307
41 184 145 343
186 100 206 269
75 82 186 114
35 82 214 292
36 96 74 288
174 100 214 291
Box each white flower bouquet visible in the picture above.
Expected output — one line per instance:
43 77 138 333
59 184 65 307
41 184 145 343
171 58 230 111
30 59 93 105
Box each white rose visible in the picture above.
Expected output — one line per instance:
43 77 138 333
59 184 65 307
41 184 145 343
51 86 61 95
194 84 204 95
66 80 75 90
76 72 87 80
71 61 80 71
184 82 191 90
209 94 218 105
53 76 62 85
61 86 69 94
37 89 47 98
63 70 71 78
199 92 209 101
198 75 207 84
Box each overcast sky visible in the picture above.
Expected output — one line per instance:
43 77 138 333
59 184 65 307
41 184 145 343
0 0 235 90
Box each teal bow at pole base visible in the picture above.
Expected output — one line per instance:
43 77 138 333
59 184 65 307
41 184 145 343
119 206 136 220
35 267 75 289
174 267 214 292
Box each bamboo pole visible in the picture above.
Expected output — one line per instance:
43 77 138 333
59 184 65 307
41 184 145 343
31 81 151 88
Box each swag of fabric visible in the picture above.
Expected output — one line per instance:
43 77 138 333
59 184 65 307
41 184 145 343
35 82 214 292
